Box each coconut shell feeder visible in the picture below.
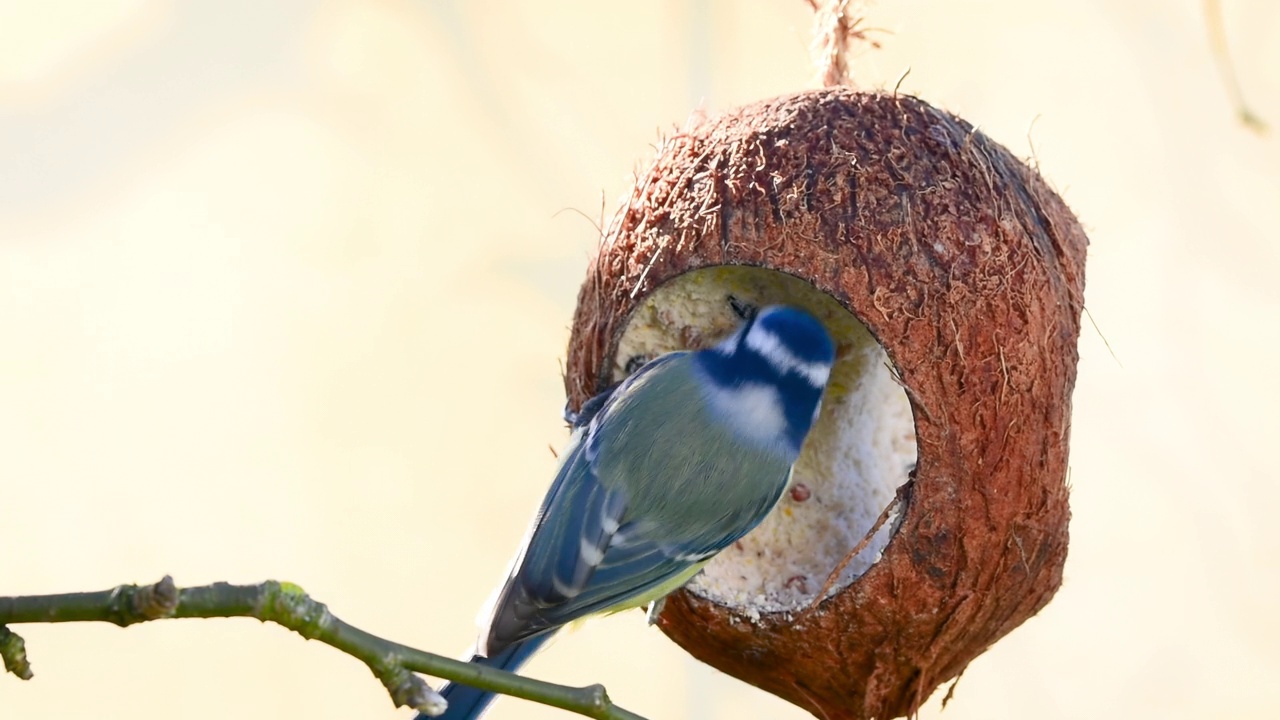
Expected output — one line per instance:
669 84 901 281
561 6 1087 720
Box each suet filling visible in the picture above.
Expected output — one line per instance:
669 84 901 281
613 266 917 618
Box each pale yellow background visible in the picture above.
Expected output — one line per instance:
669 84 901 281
2 1 1277 719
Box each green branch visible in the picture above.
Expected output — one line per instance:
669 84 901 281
0 576 646 720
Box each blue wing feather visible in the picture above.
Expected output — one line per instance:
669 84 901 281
452 305 833 718
482 353 791 654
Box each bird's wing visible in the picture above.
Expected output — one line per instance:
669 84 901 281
482 354 777 652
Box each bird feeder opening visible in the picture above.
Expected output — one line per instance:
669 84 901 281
569 88 1084 718
611 265 917 618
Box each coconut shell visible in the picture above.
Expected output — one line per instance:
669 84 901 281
564 88 1086 719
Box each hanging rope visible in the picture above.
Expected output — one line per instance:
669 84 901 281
805 0 877 87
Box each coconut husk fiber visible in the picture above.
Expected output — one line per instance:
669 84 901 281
564 87 1087 720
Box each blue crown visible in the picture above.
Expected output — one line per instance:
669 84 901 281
695 305 835 454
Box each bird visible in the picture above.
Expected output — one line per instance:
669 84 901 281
426 303 835 719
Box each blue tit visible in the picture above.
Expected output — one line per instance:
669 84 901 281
426 304 835 719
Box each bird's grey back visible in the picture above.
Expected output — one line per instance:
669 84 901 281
590 358 795 549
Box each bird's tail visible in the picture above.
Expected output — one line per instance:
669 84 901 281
418 634 551 720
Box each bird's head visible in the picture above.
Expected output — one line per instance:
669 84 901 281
695 305 836 457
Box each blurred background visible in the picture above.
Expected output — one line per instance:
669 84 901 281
2 1 1277 718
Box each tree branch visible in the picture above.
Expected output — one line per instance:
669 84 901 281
1203 0 1267 133
0 576 647 720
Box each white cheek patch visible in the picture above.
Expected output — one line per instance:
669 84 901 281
744 326 831 388
708 381 789 445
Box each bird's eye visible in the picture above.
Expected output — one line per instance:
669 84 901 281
727 295 758 321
